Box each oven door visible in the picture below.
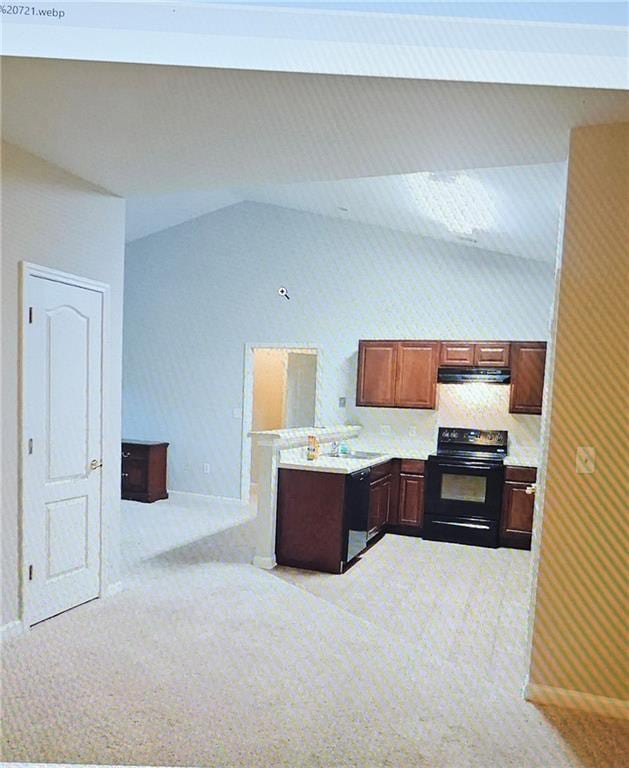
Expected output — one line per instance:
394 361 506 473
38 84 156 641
425 458 504 520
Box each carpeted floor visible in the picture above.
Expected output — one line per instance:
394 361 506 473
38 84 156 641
2 502 627 767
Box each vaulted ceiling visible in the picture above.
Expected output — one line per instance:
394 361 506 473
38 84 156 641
3 56 628 198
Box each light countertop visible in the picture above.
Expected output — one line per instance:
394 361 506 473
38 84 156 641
278 438 539 474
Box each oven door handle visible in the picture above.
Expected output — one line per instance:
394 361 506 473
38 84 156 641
435 462 498 472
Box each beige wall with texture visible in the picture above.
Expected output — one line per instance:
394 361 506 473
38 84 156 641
529 123 628 706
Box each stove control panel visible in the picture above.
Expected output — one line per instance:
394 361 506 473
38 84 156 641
438 428 508 448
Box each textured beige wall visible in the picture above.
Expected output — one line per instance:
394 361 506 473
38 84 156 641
529 123 628 701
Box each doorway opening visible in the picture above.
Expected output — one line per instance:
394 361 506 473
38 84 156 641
241 345 320 501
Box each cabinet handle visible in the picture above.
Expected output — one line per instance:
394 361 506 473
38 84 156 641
121 473 129 479
122 451 131 458
525 483 537 495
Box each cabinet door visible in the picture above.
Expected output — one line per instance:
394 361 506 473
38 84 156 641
395 342 439 408
509 342 547 414
440 341 475 366
122 459 147 493
398 473 424 527
500 481 534 549
369 477 391 533
381 477 392 527
474 342 510 367
356 341 397 406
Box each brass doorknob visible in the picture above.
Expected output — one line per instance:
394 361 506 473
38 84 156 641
90 459 103 470
525 483 537 495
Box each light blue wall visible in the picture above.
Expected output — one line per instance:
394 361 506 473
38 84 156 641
123 202 555 498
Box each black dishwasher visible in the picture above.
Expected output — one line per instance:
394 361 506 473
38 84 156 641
344 467 371 565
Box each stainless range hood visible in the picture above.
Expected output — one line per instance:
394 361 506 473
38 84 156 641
437 367 511 384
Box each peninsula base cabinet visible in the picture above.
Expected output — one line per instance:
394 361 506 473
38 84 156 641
500 466 537 549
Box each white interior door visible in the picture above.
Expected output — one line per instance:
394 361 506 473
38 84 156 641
285 352 317 428
22 270 104 626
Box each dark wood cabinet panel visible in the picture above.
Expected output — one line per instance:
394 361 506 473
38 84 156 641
276 469 346 573
505 465 537 483
369 474 392 535
121 441 168 503
500 477 536 550
394 341 439 409
475 342 510 367
510 342 547 414
356 341 398 406
398 473 425 528
440 342 475 367
400 458 425 475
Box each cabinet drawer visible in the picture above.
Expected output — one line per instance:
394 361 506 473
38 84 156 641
505 465 537 483
400 458 425 475
121 443 149 461
475 342 510 367
440 342 474 366
370 461 393 484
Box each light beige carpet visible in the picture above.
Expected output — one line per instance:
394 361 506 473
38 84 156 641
2 522 627 767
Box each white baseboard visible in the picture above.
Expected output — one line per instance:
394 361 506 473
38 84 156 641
1 620 26 641
168 489 246 505
525 681 628 719
104 580 124 598
253 555 277 570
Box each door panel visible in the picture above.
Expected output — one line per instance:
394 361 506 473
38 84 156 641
500 482 534 549
23 273 103 625
440 342 474 366
356 341 397 406
394 342 438 408
474 342 510 367
510 342 547 414
398 474 424 527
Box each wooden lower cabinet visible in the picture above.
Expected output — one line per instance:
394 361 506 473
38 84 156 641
369 474 392 536
500 467 537 549
398 474 425 528
277 469 347 573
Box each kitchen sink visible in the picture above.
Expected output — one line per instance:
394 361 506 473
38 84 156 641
324 450 385 459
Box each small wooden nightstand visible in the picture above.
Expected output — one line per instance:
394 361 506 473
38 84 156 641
121 441 169 503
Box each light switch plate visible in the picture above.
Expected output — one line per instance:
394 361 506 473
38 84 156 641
576 446 595 474
338 397 346 408
380 424 392 435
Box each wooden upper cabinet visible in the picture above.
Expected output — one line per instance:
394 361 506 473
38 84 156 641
356 341 397 406
475 342 510 367
509 342 547 414
440 341 475 367
395 342 439 409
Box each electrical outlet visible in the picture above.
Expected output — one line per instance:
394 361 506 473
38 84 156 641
380 424 392 435
408 426 417 437
576 446 595 474
203 463 210 475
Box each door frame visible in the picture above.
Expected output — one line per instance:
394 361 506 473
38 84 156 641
19 262 111 626
240 343 322 502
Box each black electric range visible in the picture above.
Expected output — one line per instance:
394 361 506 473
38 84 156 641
424 428 508 548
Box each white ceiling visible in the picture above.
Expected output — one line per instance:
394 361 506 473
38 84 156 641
126 162 566 261
3 57 628 198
